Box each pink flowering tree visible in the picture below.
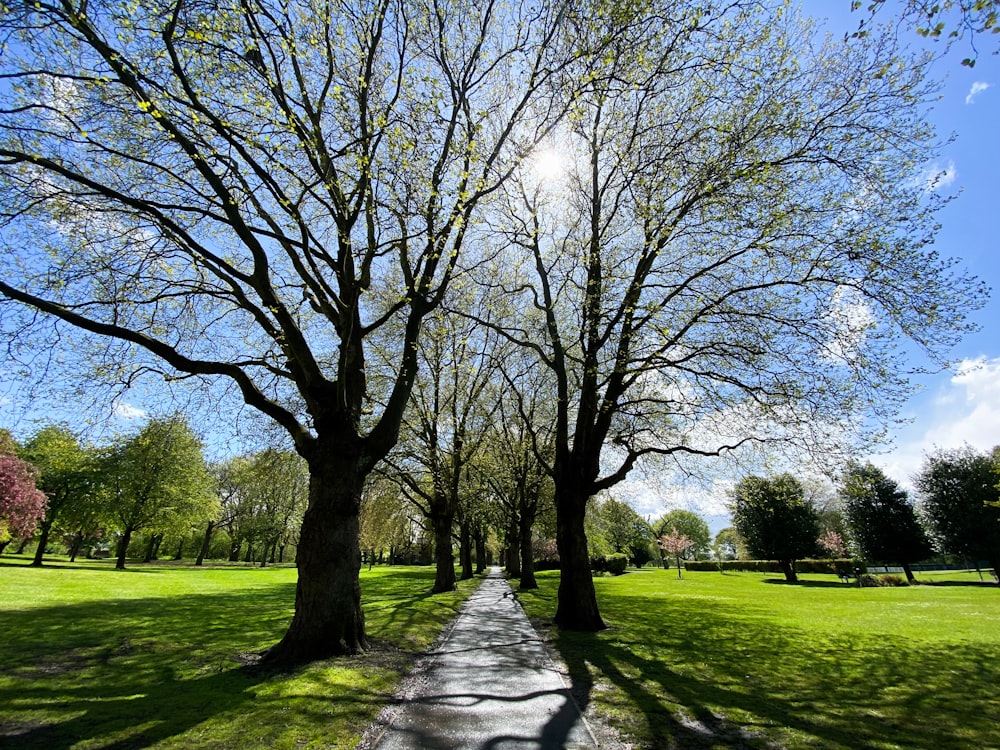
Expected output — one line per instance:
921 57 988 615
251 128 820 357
818 530 847 559
0 449 48 552
658 529 693 579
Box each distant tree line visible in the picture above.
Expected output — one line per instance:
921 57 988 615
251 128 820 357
0 418 309 569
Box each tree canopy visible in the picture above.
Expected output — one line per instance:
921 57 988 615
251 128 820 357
916 445 1000 577
839 462 932 582
730 474 821 582
0 0 990 657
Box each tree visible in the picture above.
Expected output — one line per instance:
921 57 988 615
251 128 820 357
476 360 557 590
730 474 820 582
102 416 213 570
0 0 590 663
658 529 693 579
916 446 1000 577
859 1 1000 66
474 1 985 630
236 448 308 567
591 497 654 568
0 431 47 552
714 527 742 560
839 462 932 582
383 297 500 594
20 424 99 566
652 510 711 564
359 475 410 568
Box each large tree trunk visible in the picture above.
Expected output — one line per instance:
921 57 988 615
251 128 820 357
474 525 487 574
518 508 537 590
431 510 456 593
196 521 215 566
901 561 916 584
68 531 83 562
262 451 367 665
554 487 605 630
506 515 521 578
779 559 798 583
458 518 474 580
116 527 133 570
31 517 54 567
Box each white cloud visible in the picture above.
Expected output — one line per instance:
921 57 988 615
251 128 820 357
918 160 957 193
965 81 991 105
112 401 147 420
873 356 1000 488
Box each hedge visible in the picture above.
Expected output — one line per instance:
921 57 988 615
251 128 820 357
684 559 866 576
591 553 629 576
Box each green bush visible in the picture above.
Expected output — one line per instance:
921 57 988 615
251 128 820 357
591 553 629 576
858 574 882 587
878 574 909 587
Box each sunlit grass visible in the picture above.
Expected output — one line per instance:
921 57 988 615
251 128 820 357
0 556 476 749
517 568 1000 750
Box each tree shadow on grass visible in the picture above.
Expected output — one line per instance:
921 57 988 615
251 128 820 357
0 567 448 749
760 578 852 588
547 591 1000 750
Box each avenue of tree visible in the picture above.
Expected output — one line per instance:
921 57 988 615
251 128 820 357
0 0 990 664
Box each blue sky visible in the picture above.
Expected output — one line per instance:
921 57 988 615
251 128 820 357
1 2 996 525
630 2 1000 526
814 2 1000 489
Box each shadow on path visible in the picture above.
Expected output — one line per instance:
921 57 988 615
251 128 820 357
363 569 596 750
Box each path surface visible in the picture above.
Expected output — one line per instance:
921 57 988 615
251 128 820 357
367 568 597 750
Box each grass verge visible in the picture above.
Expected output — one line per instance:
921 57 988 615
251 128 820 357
517 568 1000 750
0 556 477 749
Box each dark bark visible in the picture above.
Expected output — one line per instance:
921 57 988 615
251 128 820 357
474 526 487 573
31 517 54 566
116 526 133 570
779 559 798 583
431 510 456 593
518 508 537 590
68 531 83 562
262 449 367 664
506 515 521 578
228 538 241 562
901 561 916 583
174 539 184 560
196 520 215 566
458 519 474 580
143 533 163 563
0 539 10 555
554 488 605 630
15 536 30 554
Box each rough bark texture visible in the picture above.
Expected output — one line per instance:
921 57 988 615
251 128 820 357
554 489 605 630
506 515 522 578
458 519 474 580
115 527 133 570
518 508 537 590
196 520 215 566
431 511 457 593
262 452 367 664
901 561 916 583
779 560 798 583
31 517 53 566
474 527 487 574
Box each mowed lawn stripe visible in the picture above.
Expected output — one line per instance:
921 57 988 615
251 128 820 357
0 560 476 750
517 568 1000 750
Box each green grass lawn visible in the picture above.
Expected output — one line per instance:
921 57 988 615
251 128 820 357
0 556 477 749
518 568 1000 750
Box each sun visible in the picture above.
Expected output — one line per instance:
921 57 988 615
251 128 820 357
532 147 565 181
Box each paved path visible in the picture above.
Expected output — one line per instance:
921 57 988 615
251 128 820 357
368 568 597 750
